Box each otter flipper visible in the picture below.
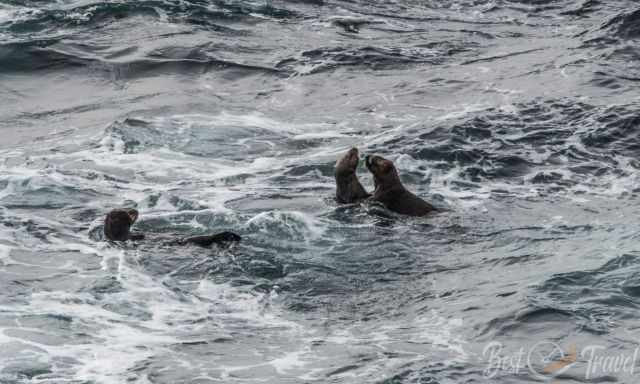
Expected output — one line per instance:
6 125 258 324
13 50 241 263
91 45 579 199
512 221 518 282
182 232 242 247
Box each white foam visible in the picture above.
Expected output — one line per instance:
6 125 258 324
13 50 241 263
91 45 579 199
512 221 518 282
246 210 327 242
434 103 492 121
270 349 309 374
0 289 178 384
0 112 342 217
0 244 12 266
194 280 299 329
0 5 40 24
0 237 307 383
0 8 12 24
164 112 333 136
292 132 347 140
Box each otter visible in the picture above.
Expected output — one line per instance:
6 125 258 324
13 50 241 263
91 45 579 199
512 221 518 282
104 208 142 241
103 208 241 246
365 155 435 217
335 147 370 204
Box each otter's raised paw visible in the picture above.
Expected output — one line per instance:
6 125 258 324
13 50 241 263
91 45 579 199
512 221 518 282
335 147 370 204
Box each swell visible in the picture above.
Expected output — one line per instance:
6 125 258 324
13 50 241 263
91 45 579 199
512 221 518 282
478 253 640 339
330 0 597 26
599 7 640 40
276 42 472 74
532 254 640 333
0 39 283 76
2 0 299 35
0 39 473 76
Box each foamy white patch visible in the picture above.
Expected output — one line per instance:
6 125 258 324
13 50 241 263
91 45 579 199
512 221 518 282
435 103 492 121
499 103 518 114
289 63 324 75
287 307 469 381
292 132 347 140
164 112 333 135
0 288 178 384
246 210 327 241
99 246 125 272
323 328 359 345
99 132 125 154
64 5 96 23
412 312 466 358
193 191 241 214
0 5 40 24
594 157 640 197
356 122 418 149
0 167 40 200
568 195 590 204
270 350 309 374
0 244 12 266
0 8 12 24
0 241 306 384
195 280 300 330
394 153 424 174
0 111 348 218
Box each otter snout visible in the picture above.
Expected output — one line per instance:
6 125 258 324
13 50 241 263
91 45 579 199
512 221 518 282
126 208 139 224
336 148 361 174
365 154 380 171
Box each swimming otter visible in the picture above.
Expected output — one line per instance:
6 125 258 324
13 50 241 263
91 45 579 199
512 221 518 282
104 208 142 241
335 147 370 204
103 209 241 246
365 155 435 216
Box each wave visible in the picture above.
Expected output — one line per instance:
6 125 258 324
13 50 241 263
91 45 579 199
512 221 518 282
0 39 283 77
530 254 640 333
276 43 469 74
1 0 298 36
600 7 640 40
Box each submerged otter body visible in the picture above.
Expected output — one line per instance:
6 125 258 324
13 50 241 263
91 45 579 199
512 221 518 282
335 148 370 204
103 209 241 246
165 232 242 247
365 155 434 217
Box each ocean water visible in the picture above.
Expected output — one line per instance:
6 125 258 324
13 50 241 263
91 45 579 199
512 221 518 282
2 0 640 383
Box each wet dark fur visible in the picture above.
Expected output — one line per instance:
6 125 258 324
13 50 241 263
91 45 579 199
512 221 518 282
335 148 370 204
104 208 139 241
167 232 242 247
365 155 434 217
103 209 241 246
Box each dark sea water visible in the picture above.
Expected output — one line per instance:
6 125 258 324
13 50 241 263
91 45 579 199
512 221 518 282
2 0 640 383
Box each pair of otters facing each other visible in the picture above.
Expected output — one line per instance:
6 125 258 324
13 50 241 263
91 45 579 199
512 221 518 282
103 208 241 246
335 148 435 216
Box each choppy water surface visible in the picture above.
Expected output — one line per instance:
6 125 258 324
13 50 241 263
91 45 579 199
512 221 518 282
2 0 640 383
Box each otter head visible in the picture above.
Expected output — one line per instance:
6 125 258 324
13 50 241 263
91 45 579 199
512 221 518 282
365 154 401 189
104 208 139 241
335 147 360 178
